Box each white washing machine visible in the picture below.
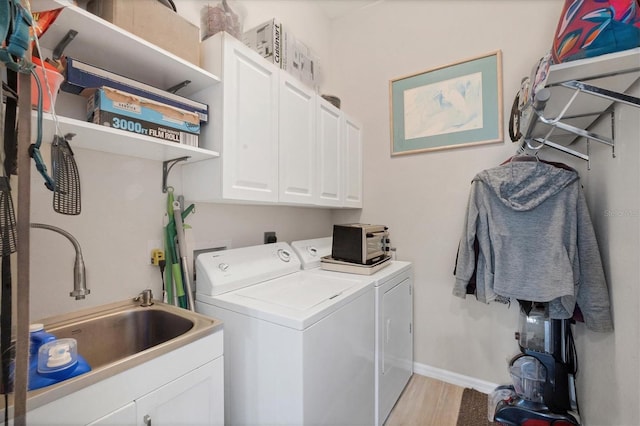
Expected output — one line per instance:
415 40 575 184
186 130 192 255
195 242 375 425
292 237 414 426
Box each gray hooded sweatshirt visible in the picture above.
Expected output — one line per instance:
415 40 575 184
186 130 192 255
454 161 613 332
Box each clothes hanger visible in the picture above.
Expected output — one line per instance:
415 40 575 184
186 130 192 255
509 152 539 162
501 146 540 165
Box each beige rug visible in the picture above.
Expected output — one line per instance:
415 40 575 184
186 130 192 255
456 388 497 426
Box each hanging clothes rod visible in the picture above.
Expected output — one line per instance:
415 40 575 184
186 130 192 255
561 80 640 108
531 138 590 161
519 71 640 162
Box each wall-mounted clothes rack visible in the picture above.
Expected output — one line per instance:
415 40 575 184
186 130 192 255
517 48 640 166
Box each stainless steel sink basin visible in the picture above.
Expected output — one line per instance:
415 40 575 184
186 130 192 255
25 298 222 409
46 307 195 369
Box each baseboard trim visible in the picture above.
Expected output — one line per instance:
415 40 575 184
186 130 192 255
413 362 499 394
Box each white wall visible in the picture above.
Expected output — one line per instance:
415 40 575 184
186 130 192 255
327 1 638 424
575 80 640 426
28 152 334 320
329 0 565 384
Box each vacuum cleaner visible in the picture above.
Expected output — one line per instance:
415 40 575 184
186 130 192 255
492 303 581 426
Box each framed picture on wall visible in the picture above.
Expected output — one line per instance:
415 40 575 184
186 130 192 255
389 50 503 156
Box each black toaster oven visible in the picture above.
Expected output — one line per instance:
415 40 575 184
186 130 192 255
331 224 389 265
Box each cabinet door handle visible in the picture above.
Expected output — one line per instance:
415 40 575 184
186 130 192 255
143 414 152 426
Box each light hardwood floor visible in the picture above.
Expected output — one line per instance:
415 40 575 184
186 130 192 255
385 375 465 426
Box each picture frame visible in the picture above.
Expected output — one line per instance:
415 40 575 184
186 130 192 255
390 50 503 156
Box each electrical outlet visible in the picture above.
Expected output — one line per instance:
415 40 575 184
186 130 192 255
264 231 277 244
151 249 165 266
147 239 162 264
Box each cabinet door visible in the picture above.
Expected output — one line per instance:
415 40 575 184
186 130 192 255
316 97 343 207
222 36 279 202
343 116 363 208
279 73 317 205
87 403 136 425
135 357 224 426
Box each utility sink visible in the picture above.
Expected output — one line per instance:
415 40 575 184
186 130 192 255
26 298 222 409
47 305 195 369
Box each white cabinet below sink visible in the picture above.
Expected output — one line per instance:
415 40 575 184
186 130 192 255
87 359 223 426
87 403 135 425
135 358 223 426
27 330 223 425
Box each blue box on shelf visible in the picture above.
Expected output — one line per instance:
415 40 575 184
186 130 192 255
64 57 208 123
87 87 200 146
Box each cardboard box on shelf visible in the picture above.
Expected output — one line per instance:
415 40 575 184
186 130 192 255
242 19 283 67
243 18 319 88
283 33 318 88
64 57 209 123
293 39 318 88
86 0 200 66
281 29 294 74
87 87 200 146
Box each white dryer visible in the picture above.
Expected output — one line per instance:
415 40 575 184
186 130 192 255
195 242 375 426
292 237 414 426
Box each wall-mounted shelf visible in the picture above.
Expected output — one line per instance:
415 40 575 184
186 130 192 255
33 113 220 162
28 0 221 164
520 48 640 162
33 0 220 95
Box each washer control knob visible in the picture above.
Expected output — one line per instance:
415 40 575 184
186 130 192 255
307 246 318 257
278 249 291 262
218 262 229 272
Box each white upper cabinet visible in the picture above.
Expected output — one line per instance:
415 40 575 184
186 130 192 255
219 35 279 202
343 116 363 208
184 32 363 208
185 32 279 203
316 97 343 207
279 72 318 205
316 98 363 208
